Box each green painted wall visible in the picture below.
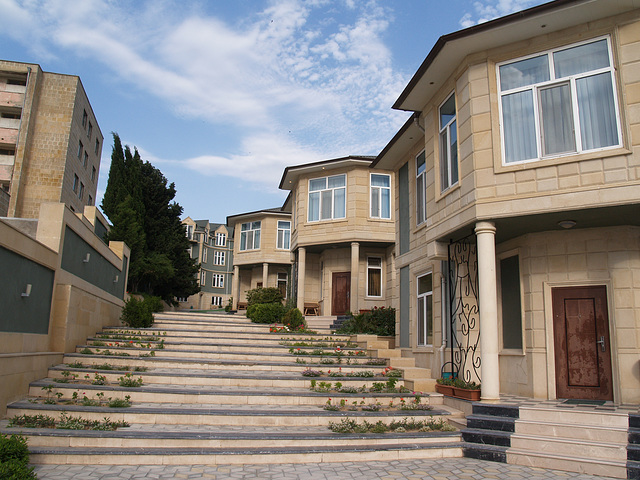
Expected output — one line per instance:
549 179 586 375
60 226 125 298
398 162 410 255
0 246 54 334
399 265 410 348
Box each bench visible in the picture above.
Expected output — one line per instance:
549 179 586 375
303 302 320 316
237 302 248 310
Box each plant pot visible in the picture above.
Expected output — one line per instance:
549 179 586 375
435 384 455 396
453 387 481 401
226 310 237 315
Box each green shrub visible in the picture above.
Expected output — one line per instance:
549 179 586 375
0 460 37 480
282 308 306 330
246 303 285 324
246 287 283 306
142 295 164 313
120 297 154 328
336 307 395 336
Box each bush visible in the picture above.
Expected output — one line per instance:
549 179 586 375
246 287 283 306
120 297 154 328
282 308 306 330
141 295 164 313
0 434 36 480
336 307 395 336
246 303 285 324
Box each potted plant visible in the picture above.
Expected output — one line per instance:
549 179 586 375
225 298 236 314
435 377 455 397
452 379 481 401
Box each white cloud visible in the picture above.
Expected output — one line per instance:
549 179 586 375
2 0 409 187
459 0 543 28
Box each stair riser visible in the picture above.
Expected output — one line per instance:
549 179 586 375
518 408 628 428
19 435 461 449
510 436 627 461
7 407 442 427
102 328 350 341
506 451 627 479
62 355 383 372
514 421 627 443
84 343 364 356
29 446 464 466
466 417 515 432
46 372 391 389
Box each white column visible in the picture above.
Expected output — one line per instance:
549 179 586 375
231 266 240 310
475 221 500 402
262 262 269 288
350 242 359 314
298 247 306 310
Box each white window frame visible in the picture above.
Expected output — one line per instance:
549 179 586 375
277 272 288 299
415 150 426 226
215 232 226 246
214 251 226 266
366 257 382 298
497 36 622 165
240 221 261 251
212 296 222 306
202 247 208 263
439 92 458 191
417 272 433 347
200 270 206 285
370 174 391 219
277 221 291 250
307 174 346 222
212 274 224 289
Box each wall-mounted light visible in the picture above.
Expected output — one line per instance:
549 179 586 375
83 253 91 263
21 284 32 297
558 220 576 229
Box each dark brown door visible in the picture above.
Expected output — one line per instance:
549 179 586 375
552 286 613 401
332 272 351 315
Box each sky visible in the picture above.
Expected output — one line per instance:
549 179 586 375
0 0 547 223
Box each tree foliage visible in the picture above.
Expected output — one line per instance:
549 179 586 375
101 133 199 302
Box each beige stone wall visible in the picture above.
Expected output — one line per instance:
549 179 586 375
232 213 292 266
496 226 640 403
292 165 395 249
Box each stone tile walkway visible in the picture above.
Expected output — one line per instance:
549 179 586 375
33 458 617 479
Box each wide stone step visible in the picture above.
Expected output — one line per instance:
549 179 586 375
514 418 628 443
28 380 424 407
47 366 394 389
518 405 629 428
510 433 627 461
27 441 464 465
506 447 628 479
7 401 455 427
61 353 387 373
102 327 352 342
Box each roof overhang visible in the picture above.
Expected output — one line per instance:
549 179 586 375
279 156 375 191
371 113 423 169
226 208 290 228
394 0 640 112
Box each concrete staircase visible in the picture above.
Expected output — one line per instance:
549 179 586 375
1 311 463 465
462 401 637 479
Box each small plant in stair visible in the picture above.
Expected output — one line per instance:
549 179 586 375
118 372 143 387
92 373 107 385
79 348 94 355
382 367 402 378
108 395 132 408
301 368 323 377
365 358 387 366
66 361 84 368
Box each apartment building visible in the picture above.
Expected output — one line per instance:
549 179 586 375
0 60 103 218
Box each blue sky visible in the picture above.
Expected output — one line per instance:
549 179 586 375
0 0 545 222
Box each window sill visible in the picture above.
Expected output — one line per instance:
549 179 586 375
499 349 525 356
304 218 348 226
495 146 632 173
435 182 460 203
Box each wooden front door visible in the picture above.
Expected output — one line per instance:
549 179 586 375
552 286 613 401
332 272 351 315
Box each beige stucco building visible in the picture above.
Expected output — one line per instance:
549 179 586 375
373 0 640 404
0 60 103 218
227 208 293 309
280 156 397 316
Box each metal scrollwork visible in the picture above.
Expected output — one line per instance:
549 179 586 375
446 236 481 383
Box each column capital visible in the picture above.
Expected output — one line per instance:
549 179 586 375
474 221 496 236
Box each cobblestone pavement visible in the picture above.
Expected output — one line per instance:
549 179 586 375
33 458 618 479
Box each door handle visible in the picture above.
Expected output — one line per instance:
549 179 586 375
596 336 606 352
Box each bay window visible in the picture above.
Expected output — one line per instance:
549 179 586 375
308 174 346 222
498 37 620 164
240 221 261 251
277 221 291 249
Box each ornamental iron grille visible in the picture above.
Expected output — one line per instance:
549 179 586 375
445 236 481 383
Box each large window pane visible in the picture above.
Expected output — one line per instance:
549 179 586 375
499 54 549 90
371 174 389 187
577 72 618 150
440 130 449 189
334 187 346 218
553 39 609 78
328 174 345 188
381 188 390 219
440 94 456 127
308 192 319 221
371 187 380 217
321 190 332 219
502 90 537 163
539 83 575 156
254 230 260 249
310 178 326 191
450 120 458 185
416 174 425 225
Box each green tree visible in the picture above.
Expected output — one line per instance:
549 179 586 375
101 133 199 302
